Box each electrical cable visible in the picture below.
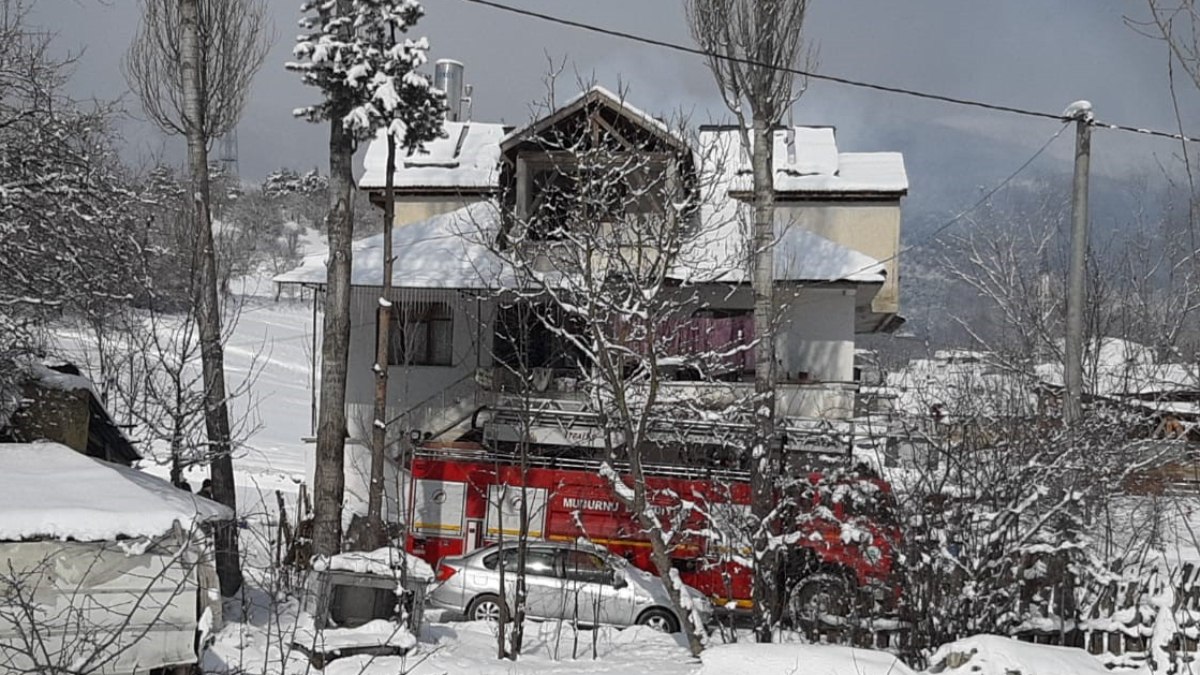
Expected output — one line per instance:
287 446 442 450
460 0 1200 143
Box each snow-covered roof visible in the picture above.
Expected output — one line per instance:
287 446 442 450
699 127 908 195
0 442 232 541
681 129 889 285
273 201 513 289
27 360 95 395
358 121 507 191
1036 337 1200 398
500 85 682 151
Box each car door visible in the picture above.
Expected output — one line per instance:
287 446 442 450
558 549 632 626
505 547 563 620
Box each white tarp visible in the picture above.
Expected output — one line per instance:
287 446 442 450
0 539 203 673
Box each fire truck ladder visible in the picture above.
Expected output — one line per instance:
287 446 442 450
481 405 854 455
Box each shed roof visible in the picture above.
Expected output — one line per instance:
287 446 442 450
276 200 883 289
0 442 232 541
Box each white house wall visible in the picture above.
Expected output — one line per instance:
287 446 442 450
342 286 493 517
693 285 857 383
774 201 901 314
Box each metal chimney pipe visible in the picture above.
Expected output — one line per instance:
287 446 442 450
434 59 464 122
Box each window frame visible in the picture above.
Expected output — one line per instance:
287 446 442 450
386 301 454 367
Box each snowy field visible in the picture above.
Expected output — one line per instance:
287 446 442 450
50 275 317 516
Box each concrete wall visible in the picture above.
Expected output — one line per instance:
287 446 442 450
390 195 485 227
775 287 857 383
775 201 901 315
7 384 90 453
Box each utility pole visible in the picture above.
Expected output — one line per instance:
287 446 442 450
1064 100 1093 425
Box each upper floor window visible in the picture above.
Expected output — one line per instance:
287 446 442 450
388 302 453 367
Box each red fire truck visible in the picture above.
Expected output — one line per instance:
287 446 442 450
400 441 900 612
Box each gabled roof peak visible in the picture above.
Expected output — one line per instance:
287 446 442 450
500 85 681 152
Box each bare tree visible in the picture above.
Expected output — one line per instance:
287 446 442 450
0 0 142 424
686 0 815 640
470 85 741 656
125 0 270 597
1142 0 1200 90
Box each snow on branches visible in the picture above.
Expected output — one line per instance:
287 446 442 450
288 0 447 148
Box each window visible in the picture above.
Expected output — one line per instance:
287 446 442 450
559 550 612 585
522 160 662 241
388 302 453 366
493 303 585 371
482 548 560 577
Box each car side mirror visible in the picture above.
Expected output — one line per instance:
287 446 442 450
610 571 627 589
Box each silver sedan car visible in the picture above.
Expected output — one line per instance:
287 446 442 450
427 541 712 633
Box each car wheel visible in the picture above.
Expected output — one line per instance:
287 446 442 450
787 573 853 630
467 594 505 624
637 607 680 633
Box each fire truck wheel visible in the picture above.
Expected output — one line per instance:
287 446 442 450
637 608 680 633
787 573 852 629
467 594 505 623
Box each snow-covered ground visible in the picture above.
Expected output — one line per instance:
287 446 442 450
50 274 317 518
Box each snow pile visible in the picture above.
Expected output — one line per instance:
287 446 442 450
312 546 435 582
293 616 417 653
928 635 1144 675
696 642 915 675
0 441 231 541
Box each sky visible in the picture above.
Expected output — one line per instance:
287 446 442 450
32 0 1200 220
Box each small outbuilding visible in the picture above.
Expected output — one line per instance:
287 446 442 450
0 361 139 466
0 441 230 674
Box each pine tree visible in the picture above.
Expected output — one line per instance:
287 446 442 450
288 0 446 555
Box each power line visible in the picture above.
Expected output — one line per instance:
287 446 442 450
460 0 1200 144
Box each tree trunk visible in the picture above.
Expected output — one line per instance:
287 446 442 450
365 131 397 547
312 102 356 557
750 113 778 641
181 0 242 597
632 454 705 656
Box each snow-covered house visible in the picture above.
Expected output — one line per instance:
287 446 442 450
276 83 907 512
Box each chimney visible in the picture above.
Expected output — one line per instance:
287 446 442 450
435 59 465 122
